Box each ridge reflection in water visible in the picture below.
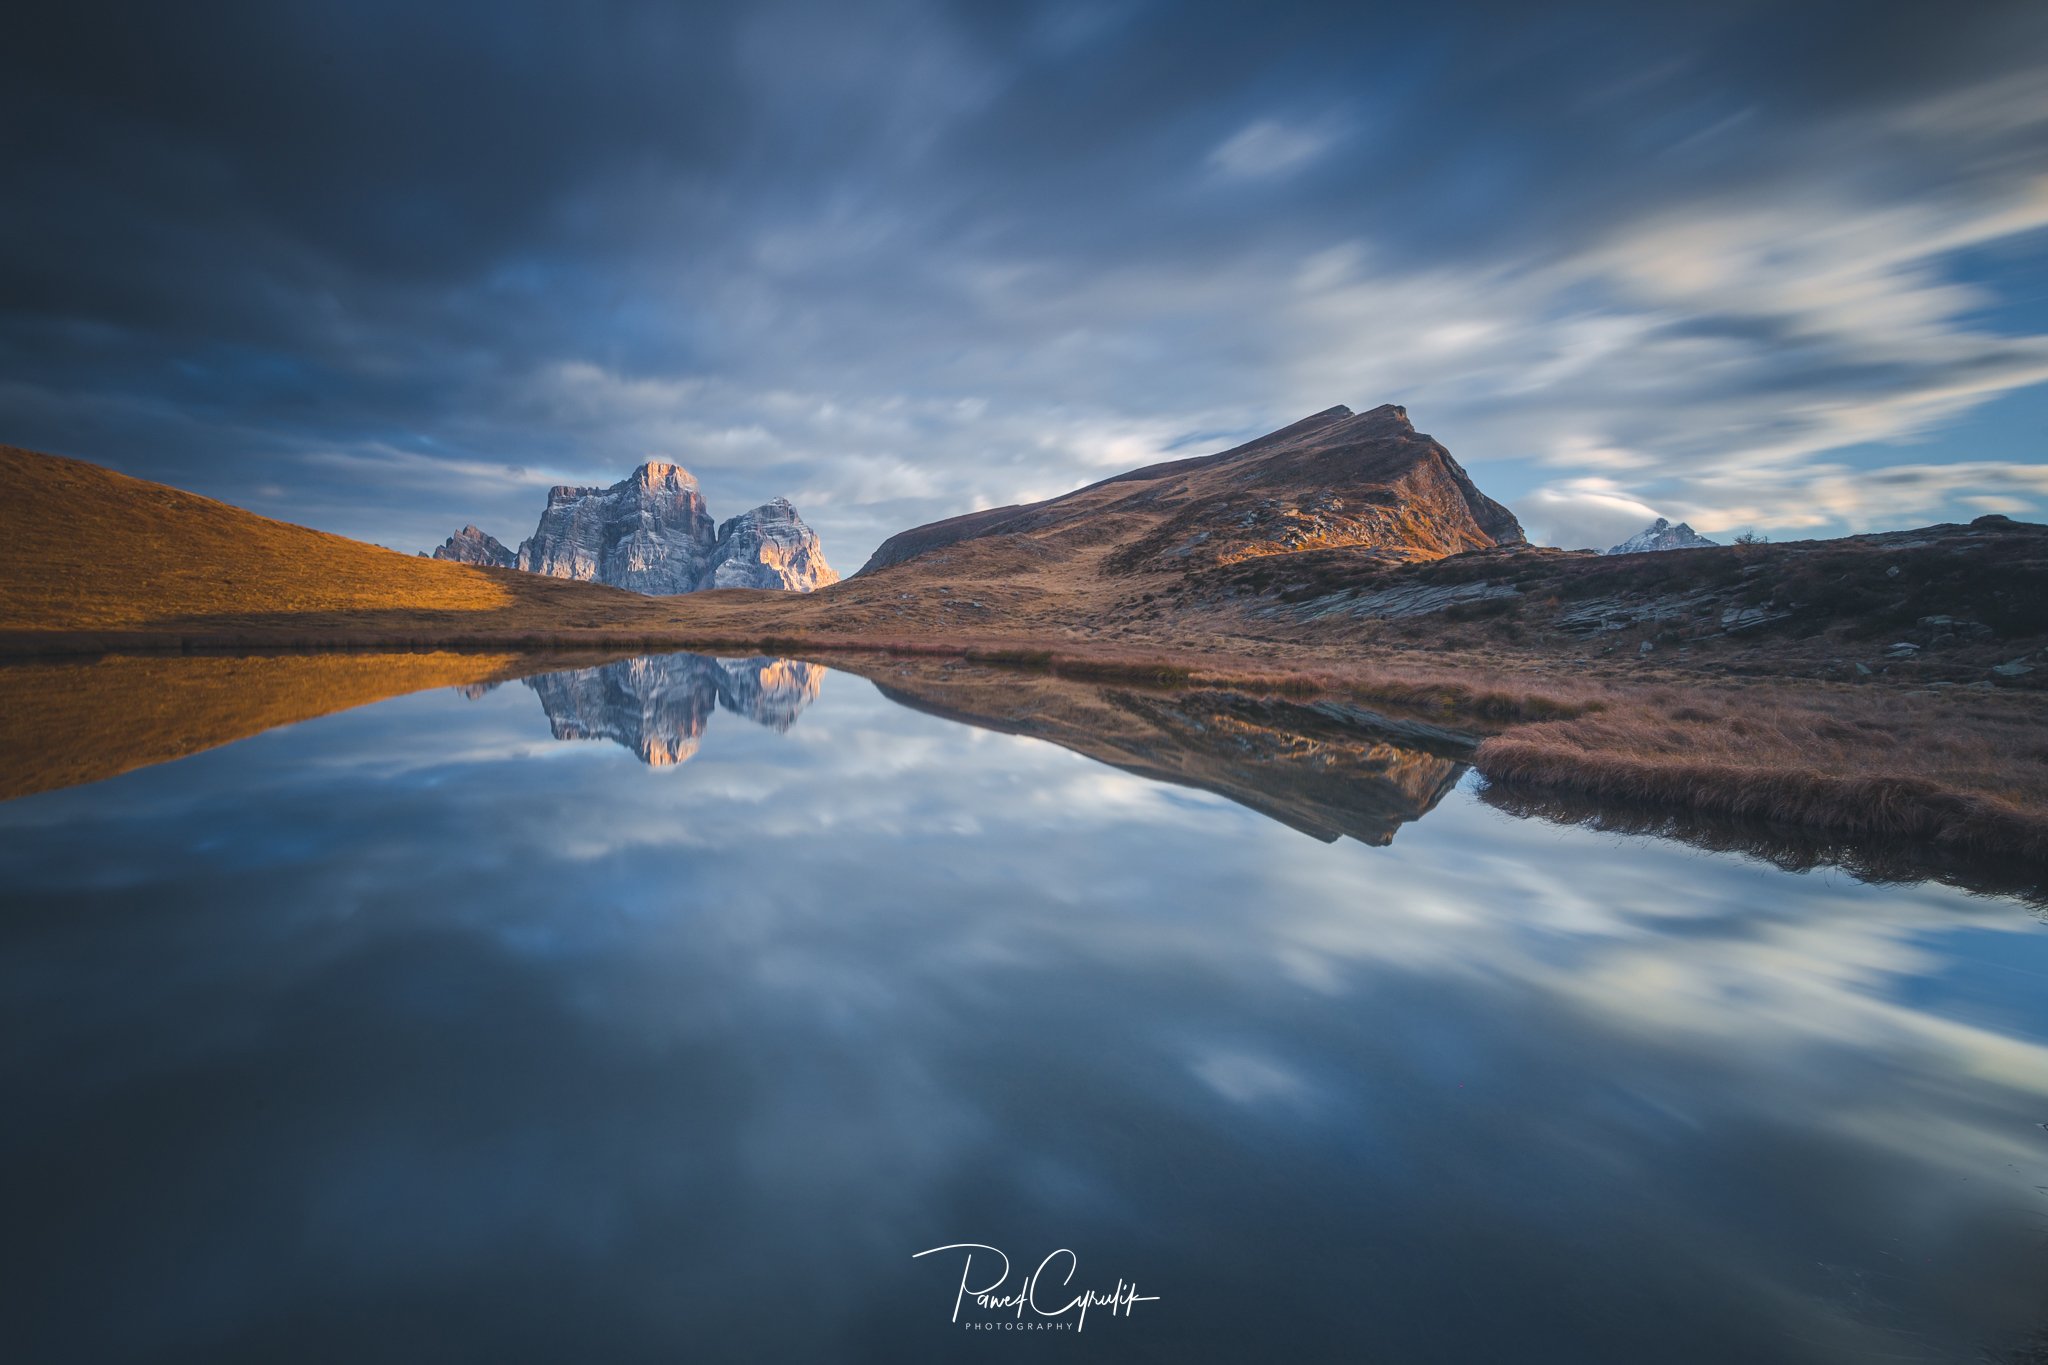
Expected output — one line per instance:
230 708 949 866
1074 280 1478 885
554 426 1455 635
496 649 1473 844
0 650 2045 1363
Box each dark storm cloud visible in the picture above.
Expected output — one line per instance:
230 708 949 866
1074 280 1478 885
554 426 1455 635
2 0 2046 560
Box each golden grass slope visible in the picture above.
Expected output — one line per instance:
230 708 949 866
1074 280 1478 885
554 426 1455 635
0 445 520 630
0 444 778 650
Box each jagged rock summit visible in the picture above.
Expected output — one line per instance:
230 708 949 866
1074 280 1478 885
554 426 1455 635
705 499 839 592
430 525 518 568
858 403 1525 577
436 462 834 595
1606 517 1718 555
517 462 718 594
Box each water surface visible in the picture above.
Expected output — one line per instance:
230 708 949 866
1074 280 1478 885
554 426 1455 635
2 651 2045 1363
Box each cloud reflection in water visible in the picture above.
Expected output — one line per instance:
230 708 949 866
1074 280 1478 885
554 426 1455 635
0 656 2043 1363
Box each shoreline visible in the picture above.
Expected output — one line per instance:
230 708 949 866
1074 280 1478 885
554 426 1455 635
4 441 2043 878
6 632 2044 878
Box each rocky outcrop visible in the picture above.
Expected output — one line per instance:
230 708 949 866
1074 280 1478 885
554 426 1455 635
434 463 835 596
430 525 518 568
521 652 826 765
703 499 840 592
516 462 718 594
1606 518 1718 555
857 403 1526 577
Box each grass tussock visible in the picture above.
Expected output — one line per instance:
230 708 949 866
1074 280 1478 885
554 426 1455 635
1474 684 2048 860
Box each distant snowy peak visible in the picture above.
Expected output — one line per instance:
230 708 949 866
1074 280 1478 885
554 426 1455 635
1605 517 1719 555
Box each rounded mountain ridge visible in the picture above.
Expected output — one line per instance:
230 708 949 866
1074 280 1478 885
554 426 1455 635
857 402 1523 577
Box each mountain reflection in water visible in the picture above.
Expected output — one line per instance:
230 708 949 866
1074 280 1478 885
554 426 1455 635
856 658 1474 846
1 650 2046 1363
493 651 1470 844
4 651 2044 898
509 654 826 766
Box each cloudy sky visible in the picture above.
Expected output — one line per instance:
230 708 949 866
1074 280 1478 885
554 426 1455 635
4 0 2046 566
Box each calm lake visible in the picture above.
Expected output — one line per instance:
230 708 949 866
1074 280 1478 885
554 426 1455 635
3 651 2045 1363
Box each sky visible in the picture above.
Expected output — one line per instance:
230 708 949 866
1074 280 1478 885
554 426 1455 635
3 0 2046 567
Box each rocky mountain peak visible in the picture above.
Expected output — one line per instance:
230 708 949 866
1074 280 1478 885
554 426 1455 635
705 499 840 592
517 465 718 593
632 460 699 490
430 524 517 568
858 402 1524 577
716 496 796 538
1606 517 1719 555
437 466 833 595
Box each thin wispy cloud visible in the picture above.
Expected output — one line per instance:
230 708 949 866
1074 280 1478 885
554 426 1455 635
1208 116 1344 179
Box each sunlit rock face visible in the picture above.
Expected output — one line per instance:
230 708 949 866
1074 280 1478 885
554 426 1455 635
516 462 718 594
430 525 517 568
522 653 825 765
702 499 839 593
442 463 835 595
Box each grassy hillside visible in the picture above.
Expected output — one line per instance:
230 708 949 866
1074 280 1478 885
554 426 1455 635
0 445 523 631
856 403 1521 579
